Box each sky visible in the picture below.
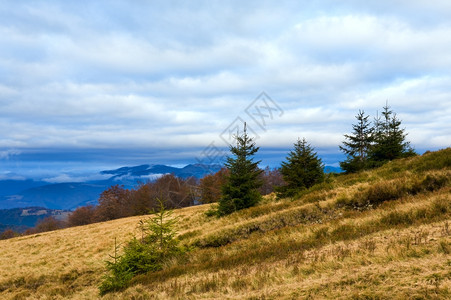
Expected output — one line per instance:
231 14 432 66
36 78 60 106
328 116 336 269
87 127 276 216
1 0 450 180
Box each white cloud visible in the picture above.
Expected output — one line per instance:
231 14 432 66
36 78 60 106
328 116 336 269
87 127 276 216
0 0 450 165
0 172 26 180
42 173 112 183
0 149 21 160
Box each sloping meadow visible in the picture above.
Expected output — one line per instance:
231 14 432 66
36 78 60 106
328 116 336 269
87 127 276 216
0 148 450 299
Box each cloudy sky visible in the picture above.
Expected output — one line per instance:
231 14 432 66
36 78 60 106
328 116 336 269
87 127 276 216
1 0 450 178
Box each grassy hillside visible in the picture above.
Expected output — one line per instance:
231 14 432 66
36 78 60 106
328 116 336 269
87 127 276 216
1 149 450 299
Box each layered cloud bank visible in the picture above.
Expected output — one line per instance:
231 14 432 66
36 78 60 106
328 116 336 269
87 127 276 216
1 1 450 167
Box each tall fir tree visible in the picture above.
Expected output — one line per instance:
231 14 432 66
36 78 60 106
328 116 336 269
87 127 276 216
369 103 416 166
276 138 324 198
217 123 263 216
339 110 374 173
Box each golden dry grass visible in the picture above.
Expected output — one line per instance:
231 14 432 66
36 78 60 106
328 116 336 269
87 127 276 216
1 149 450 299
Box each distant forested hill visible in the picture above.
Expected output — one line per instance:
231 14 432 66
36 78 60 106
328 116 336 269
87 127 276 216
0 207 70 232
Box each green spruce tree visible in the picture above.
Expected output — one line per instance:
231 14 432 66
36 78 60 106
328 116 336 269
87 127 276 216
218 123 263 216
99 200 184 294
369 103 416 166
339 110 374 173
276 138 324 198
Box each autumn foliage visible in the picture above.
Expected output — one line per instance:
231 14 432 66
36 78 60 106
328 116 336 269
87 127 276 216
68 174 197 226
199 168 229 204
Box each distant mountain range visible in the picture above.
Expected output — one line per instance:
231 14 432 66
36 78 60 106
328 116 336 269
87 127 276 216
100 163 223 181
0 164 222 211
0 164 341 211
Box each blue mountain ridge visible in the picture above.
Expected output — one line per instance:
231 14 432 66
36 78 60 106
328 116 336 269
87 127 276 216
0 164 222 211
0 179 48 197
